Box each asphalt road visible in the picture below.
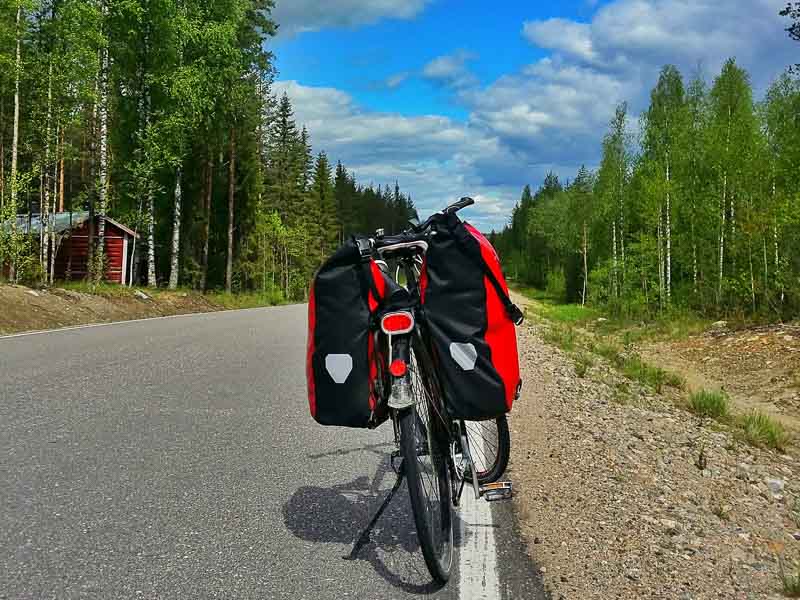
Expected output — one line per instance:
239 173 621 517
0 305 546 599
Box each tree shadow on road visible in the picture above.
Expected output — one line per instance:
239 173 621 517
283 457 463 595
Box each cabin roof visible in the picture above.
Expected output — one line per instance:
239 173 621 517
3 212 139 238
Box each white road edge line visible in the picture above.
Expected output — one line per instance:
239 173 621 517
0 305 288 341
458 431 501 600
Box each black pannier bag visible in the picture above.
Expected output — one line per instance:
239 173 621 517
307 238 389 428
421 214 523 421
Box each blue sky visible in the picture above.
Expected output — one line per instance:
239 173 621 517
269 0 796 230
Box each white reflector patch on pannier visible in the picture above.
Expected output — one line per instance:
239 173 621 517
449 342 477 371
325 354 353 384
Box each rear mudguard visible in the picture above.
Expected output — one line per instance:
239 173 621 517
388 334 413 410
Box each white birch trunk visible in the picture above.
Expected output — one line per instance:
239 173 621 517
657 215 664 311
43 64 53 279
144 90 157 287
581 221 588 306
718 107 731 305
95 16 110 283
50 125 58 284
692 220 698 293
226 130 236 293
168 166 182 290
730 194 736 277
9 3 22 281
718 172 727 305
612 221 618 299
1 97 5 207
665 157 672 305
201 154 213 291
619 162 625 281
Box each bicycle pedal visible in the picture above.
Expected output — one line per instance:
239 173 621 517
479 481 513 502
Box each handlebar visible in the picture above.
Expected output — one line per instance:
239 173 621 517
369 196 476 255
444 196 475 215
414 196 475 232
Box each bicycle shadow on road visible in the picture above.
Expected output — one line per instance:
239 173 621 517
283 456 464 595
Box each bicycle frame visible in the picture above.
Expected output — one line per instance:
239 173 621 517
375 248 479 506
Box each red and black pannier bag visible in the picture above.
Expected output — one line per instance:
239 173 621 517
421 214 523 421
307 238 390 428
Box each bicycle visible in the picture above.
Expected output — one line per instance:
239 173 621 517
364 197 513 583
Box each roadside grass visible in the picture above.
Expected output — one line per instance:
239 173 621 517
515 286 555 303
57 280 152 297
739 411 791 452
517 285 794 453
540 303 598 325
594 309 710 344
542 325 578 353
689 390 730 420
791 498 800 529
621 354 684 394
207 290 285 310
791 368 800 390
780 559 800 597
54 281 284 310
573 353 594 378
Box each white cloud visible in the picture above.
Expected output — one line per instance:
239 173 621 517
275 0 796 229
523 0 793 88
272 80 524 230
272 0 433 35
523 19 597 63
384 72 410 89
422 50 479 88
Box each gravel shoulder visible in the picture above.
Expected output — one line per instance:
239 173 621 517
509 291 800 599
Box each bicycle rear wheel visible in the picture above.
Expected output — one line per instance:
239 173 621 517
465 416 510 484
399 351 453 583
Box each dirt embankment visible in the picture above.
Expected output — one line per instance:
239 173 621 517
510 292 800 599
639 325 800 430
0 284 222 335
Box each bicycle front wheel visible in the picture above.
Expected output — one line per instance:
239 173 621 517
465 416 511 484
399 354 453 583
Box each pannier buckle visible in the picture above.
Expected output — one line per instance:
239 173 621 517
509 303 525 326
356 237 373 261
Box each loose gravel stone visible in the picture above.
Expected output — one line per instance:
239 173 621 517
509 292 800 600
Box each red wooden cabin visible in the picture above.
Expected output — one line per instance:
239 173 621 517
55 215 138 284
5 212 139 284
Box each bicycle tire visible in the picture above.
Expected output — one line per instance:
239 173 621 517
465 416 511 484
399 352 453 583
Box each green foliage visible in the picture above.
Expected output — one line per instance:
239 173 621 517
739 411 790 451
494 61 800 321
545 267 567 302
688 390 730 420
0 1 418 298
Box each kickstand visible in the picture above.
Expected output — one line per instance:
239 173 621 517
345 463 405 560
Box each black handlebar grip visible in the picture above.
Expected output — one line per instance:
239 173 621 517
445 196 475 215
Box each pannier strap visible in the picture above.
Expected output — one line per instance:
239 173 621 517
450 220 525 326
354 236 384 311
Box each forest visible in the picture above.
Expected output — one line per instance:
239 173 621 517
0 0 417 300
492 56 800 320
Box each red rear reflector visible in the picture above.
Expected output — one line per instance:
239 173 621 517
389 359 407 377
380 311 414 334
